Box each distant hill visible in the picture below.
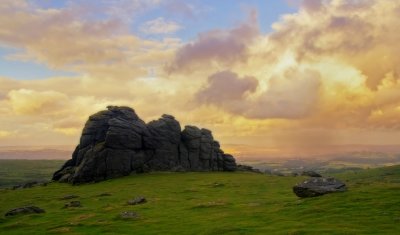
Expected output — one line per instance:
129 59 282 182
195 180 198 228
239 151 400 176
0 159 64 188
1 144 400 171
0 146 73 160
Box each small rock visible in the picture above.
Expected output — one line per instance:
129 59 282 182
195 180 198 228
293 177 347 198
5 206 45 216
97 193 112 197
119 211 139 219
236 165 262 173
127 196 147 205
12 181 38 190
11 181 49 190
301 171 322 177
212 182 225 187
64 201 81 208
274 172 286 176
60 195 79 200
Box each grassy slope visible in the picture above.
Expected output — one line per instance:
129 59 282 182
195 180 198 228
0 160 64 188
0 166 399 235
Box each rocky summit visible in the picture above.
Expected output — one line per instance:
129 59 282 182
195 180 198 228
53 106 237 184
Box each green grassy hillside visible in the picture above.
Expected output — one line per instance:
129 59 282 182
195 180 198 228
0 166 399 234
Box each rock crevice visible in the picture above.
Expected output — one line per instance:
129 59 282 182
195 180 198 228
53 106 237 183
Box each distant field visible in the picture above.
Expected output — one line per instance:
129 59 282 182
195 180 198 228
0 160 64 188
0 165 399 234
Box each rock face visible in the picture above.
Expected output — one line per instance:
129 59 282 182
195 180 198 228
293 177 347 198
53 106 237 184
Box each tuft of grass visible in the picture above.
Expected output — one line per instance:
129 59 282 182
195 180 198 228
0 166 399 234
191 200 228 209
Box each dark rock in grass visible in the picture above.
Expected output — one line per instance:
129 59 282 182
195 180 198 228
5 206 45 216
63 201 81 208
293 177 347 198
12 181 37 190
236 164 262 174
60 195 79 200
127 196 147 205
53 106 237 184
97 193 112 197
119 211 139 219
301 170 322 177
12 181 48 190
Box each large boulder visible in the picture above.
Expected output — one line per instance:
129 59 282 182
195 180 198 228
145 114 181 170
53 106 237 184
293 177 347 198
180 125 201 170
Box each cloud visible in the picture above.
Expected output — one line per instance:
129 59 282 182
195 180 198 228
0 130 12 138
2 0 400 152
140 17 182 34
0 0 177 78
0 75 201 145
195 71 258 111
301 0 324 12
245 69 321 119
195 69 321 119
8 89 69 115
167 11 259 73
269 0 400 89
103 0 164 22
162 0 212 19
188 0 400 129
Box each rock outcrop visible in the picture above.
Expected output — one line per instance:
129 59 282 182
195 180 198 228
53 106 237 184
293 177 347 198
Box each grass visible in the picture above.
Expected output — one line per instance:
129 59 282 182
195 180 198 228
0 165 399 234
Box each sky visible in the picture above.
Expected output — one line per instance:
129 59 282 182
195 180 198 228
1 0 400 158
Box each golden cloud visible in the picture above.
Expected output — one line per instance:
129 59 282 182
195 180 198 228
178 0 400 128
0 130 12 138
8 89 69 115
